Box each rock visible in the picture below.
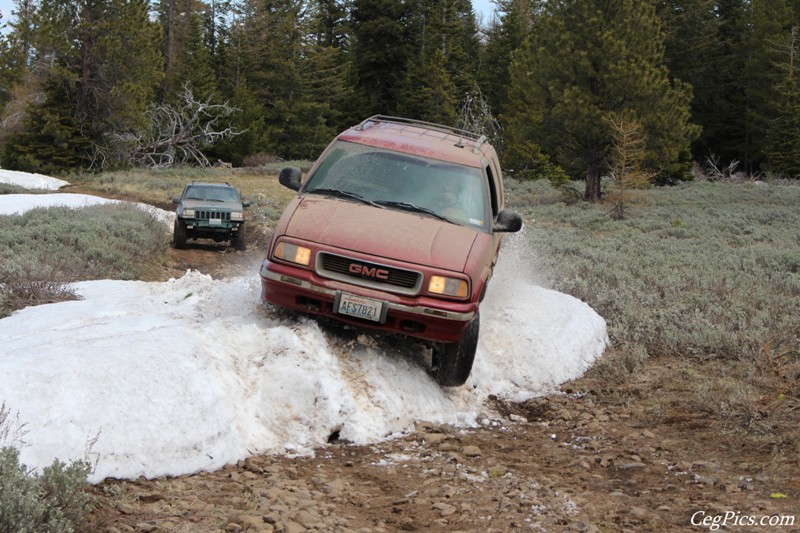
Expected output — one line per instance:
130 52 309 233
599 456 614 468
294 510 319 528
423 433 446 446
463 445 482 457
282 520 305 533
433 502 458 516
438 441 461 453
616 462 646 470
137 492 164 503
116 503 136 515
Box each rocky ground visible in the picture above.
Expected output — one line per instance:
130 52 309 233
82 390 799 533
79 218 799 533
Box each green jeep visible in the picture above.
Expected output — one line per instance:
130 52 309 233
172 182 250 250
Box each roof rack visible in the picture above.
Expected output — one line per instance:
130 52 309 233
355 115 486 149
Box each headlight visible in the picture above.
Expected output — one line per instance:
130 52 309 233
428 276 468 298
231 211 244 221
182 208 195 218
274 242 311 266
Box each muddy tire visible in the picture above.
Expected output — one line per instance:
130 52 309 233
233 225 246 251
173 219 187 249
432 311 479 387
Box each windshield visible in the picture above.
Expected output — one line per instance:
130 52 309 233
303 141 489 230
183 185 239 203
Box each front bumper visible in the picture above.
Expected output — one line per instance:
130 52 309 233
260 259 476 343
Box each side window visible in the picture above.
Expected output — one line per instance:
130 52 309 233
485 164 499 216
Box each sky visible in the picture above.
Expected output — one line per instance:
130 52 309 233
0 169 608 484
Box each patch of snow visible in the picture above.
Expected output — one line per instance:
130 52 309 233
0 171 608 483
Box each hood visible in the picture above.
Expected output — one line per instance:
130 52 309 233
284 196 479 272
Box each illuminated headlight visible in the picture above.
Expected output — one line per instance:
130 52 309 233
231 211 244 221
182 208 195 218
428 276 468 298
274 242 311 266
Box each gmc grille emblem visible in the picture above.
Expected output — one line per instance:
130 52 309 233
349 264 390 280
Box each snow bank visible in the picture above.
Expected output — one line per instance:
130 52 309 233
0 169 69 190
0 171 608 482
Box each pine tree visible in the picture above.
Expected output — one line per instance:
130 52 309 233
351 0 412 114
504 0 698 200
3 71 92 173
765 26 800 178
2 0 162 171
479 0 541 118
400 47 457 124
606 113 654 220
656 0 719 162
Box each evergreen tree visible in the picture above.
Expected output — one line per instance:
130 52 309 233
765 26 800 178
236 0 334 158
400 47 457 124
656 0 718 162
479 0 540 118
158 0 194 100
740 0 795 173
351 0 412 114
180 10 217 101
2 0 162 171
504 0 698 200
3 70 92 173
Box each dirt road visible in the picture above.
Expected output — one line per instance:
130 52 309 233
82 228 799 533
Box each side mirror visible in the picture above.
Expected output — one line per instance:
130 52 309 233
493 209 523 233
172 197 181 205
242 201 251 208
279 167 302 191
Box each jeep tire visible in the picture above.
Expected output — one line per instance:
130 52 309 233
173 219 187 249
232 225 246 251
432 311 479 387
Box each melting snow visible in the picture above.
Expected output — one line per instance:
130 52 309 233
0 171 608 483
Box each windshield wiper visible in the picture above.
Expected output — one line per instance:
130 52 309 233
373 200 449 222
305 188 382 207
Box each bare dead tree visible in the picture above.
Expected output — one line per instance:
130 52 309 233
455 84 501 145
124 85 242 169
606 113 655 220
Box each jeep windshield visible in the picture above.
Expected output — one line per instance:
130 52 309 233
302 141 489 230
184 185 239 203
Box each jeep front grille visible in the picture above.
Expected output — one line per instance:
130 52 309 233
317 253 422 295
195 210 230 221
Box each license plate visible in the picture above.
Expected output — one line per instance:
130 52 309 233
337 293 384 322
209 218 222 226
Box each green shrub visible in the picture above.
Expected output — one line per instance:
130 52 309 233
0 447 93 533
514 181 800 362
0 203 168 316
511 181 800 437
0 403 93 533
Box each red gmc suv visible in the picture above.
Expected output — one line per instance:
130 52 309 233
260 116 522 386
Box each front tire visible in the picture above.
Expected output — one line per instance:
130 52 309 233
432 311 479 387
232 225 246 251
173 219 187 249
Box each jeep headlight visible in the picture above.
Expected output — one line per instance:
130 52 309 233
274 242 311 266
182 208 195 218
231 211 244 221
428 276 468 298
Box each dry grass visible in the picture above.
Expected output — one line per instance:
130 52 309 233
510 178 800 473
